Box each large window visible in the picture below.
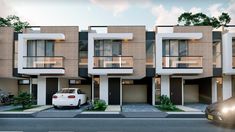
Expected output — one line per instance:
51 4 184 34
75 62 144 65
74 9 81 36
27 40 54 56
162 40 188 56
94 40 122 56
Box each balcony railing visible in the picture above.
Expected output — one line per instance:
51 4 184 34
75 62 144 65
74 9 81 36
93 56 133 69
23 56 64 69
162 56 203 69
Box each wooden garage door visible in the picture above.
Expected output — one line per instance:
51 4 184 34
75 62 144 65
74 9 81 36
122 85 147 103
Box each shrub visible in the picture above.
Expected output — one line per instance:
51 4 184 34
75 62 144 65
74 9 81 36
92 99 107 111
158 95 177 111
14 92 32 109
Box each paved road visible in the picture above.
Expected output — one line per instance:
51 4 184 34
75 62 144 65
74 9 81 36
0 118 234 132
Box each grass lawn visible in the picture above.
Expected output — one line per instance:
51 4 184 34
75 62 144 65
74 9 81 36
5 105 40 112
155 106 184 112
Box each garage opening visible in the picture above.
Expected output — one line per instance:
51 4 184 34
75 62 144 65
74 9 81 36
122 78 152 104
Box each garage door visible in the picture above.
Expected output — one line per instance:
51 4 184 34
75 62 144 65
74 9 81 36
184 85 199 103
122 85 147 103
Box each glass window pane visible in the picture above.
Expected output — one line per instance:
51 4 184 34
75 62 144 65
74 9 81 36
104 40 112 56
162 40 169 56
79 40 88 51
27 40 36 56
170 40 178 56
36 40 45 56
112 41 121 56
179 40 188 56
232 39 235 56
45 40 54 56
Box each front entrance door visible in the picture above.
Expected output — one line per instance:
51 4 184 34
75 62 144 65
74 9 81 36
108 78 120 105
170 78 182 105
46 78 58 105
32 84 37 104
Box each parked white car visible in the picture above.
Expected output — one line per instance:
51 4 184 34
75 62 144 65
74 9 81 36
52 88 87 109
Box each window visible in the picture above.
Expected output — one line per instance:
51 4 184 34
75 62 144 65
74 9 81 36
94 40 122 56
162 40 188 56
27 40 54 56
69 80 81 85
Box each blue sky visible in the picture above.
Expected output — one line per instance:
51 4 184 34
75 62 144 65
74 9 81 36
0 0 234 30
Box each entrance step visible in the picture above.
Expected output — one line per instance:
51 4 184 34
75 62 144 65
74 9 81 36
105 105 121 112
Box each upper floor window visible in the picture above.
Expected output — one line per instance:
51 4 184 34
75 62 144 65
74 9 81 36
27 40 54 56
162 40 188 56
94 40 122 56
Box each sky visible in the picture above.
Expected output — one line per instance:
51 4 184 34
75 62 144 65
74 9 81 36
0 0 234 31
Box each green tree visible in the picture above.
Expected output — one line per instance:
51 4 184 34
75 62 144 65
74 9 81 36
178 12 231 28
0 15 29 32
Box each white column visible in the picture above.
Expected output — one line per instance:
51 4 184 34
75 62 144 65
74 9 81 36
91 76 94 102
223 75 232 100
120 77 122 106
29 77 32 94
37 76 46 105
161 75 170 97
212 78 218 103
182 79 184 105
99 76 108 104
152 77 156 105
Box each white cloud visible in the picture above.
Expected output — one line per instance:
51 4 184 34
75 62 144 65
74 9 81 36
90 0 129 16
189 7 202 14
151 5 185 25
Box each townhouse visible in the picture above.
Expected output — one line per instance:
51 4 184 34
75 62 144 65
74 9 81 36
0 25 234 106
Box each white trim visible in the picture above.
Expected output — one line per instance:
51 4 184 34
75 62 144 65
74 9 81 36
155 33 203 75
18 33 65 75
88 33 134 75
152 77 155 105
222 33 235 74
182 79 184 105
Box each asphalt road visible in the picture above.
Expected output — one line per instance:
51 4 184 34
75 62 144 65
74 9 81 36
0 118 234 132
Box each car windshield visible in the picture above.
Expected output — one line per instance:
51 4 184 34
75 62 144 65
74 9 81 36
58 89 75 93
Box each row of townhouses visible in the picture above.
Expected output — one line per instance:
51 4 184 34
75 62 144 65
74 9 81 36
0 25 234 106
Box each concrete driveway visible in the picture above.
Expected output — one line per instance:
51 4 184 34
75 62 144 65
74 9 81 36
35 105 89 118
121 104 167 118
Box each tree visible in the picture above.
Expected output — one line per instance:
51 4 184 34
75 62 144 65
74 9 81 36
0 15 29 32
178 12 231 28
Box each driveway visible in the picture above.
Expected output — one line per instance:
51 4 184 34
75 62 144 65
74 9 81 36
121 104 167 118
35 104 89 118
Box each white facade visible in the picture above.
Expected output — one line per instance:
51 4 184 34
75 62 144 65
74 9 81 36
222 33 235 74
155 33 203 75
18 33 65 75
37 77 46 105
88 33 133 75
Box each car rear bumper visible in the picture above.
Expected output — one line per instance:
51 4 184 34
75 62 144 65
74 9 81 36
52 99 78 106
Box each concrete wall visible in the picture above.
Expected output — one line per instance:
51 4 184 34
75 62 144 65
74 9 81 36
108 26 146 79
0 27 14 78
122 85 147 103
40 26 79 77
99 76 108 104
223 75 232 100
174 26 213 78
161 75 170 97
0 78 18 95
37 77 46 105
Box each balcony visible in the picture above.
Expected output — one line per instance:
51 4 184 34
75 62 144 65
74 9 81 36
162 56 203 69
88 56 133 75
156 56 203 75
19 56 65 75
23 56 64 69
93 56 133 69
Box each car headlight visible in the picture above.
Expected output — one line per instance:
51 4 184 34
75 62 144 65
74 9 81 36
222 106 235 114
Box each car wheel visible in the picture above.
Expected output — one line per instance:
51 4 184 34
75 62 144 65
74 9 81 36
53 106 58 109
76 100 81 109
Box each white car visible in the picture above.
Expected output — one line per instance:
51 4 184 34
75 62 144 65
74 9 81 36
52 88 87 109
